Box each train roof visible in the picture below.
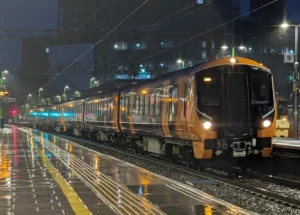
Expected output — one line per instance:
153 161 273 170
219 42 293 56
121 57 270 90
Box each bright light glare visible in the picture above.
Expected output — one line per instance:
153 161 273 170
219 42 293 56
65 86 69 89
3 70 8 74
39 88 43 91
203 121 212 130
221 45 228 50
263 120 271 128
281 23 289 28
239 46 245 50
230 58 237 64
177 59 183 63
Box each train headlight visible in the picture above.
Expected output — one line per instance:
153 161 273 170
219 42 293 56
263 120 271 128
203 121 212 130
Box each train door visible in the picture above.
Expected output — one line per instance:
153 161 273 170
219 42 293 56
168 85 178 137
223 72 250 137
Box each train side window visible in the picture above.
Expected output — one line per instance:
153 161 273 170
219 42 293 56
155 90 162 115
105 99 108 115
150 92 156 116
110 99 113 116
140 95 145 115
127 96 130 115
145 95 150 115
171 85 178 114
135 95 140 115
183 82 189 117
124 96 129 115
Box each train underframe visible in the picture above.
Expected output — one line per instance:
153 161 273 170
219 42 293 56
30 123 271 168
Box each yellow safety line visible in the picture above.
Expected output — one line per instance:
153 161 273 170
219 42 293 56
33 139 92 215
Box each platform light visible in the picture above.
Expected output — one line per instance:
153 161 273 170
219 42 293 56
3 70 8 74
263 120 271 128
239 46 245 50
230 57 237 64
39 88 43 91
2 77 6 80
203 121 212 130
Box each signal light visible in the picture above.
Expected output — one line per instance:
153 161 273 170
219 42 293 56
11 109 18 116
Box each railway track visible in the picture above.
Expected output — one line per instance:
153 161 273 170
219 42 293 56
17 125 300 209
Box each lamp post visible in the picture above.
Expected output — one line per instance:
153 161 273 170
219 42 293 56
281 23 299 138
221 45 245 57
38 88 43 105
90 77 95 88
0 70 8 86
63 86 69 101
75 91 81 98
56 95 62 103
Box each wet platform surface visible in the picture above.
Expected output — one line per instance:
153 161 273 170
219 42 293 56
0 126 254 215
273 138 300 150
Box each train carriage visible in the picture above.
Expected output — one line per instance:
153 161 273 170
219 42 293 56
26 57 276 163
83 91 120 140
119 57 276 160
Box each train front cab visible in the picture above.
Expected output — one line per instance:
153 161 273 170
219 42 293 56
188 57 276 160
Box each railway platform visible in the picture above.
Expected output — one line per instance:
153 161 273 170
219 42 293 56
0 126 255 215
273 138 300 150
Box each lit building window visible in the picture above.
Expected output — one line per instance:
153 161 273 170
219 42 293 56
133 42 145 50
201 41 207 48
197 0 204 4
114 42 128 51
211 39 215 49
160 40 173 49
201 50 207 59
160 63 164 67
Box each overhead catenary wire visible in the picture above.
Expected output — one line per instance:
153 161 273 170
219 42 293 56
139 0 278 62
21 0 149 99
126 0 216 63
46 0 109 75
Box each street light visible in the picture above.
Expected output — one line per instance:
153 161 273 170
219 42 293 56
281 23 289 28
281 22 299 138
0 70 8 86
38 88 43 105
177 58 185 68
221 45 246 57
75 91 81 98
56 95 62 102
63 86 69 101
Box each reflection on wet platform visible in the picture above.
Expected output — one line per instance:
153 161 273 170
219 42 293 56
0 126 254 215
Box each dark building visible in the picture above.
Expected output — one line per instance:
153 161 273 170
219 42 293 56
55 0 292 98
57 0 96 43
20 37 53 104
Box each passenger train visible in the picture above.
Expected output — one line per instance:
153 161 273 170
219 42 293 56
27 57 276 163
